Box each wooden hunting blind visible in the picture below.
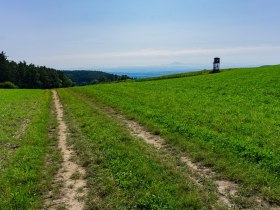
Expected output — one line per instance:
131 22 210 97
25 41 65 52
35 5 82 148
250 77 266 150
213 57 220 73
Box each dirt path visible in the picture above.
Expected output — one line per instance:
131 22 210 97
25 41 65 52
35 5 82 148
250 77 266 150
16 118 30 139
45 90 87 210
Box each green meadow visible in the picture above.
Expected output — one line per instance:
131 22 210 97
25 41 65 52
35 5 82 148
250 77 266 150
0 90 57 209
1 65 279 209
58 88 220 209
69 65 280 206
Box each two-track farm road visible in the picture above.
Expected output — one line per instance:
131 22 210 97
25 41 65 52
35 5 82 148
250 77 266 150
45 89 279 209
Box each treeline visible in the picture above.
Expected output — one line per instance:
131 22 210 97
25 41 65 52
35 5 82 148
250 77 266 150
0 52 72 89
64 70 131 86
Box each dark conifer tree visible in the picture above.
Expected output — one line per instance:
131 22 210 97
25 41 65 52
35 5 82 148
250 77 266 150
0 52 73 89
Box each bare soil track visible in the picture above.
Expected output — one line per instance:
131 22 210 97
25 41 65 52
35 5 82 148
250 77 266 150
45 90 87 210
16 118 30 139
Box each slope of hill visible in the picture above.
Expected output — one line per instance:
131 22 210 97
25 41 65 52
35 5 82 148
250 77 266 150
136 67 248 81
64 64 280 208
136 69 211 81
2 65 280 209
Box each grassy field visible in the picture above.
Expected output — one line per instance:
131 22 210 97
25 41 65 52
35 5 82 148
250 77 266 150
1 65 279 209
0 89 56 209
68 65 280 206
58 88 223 209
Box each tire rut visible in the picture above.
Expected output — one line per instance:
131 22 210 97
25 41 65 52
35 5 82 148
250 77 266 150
44 90 88 210
102 107 276 209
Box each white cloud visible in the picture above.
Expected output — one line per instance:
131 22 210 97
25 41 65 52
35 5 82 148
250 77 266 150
38 45 280 68
47 45 280 59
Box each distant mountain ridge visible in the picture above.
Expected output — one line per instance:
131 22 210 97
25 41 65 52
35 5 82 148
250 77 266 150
110 71 189 78
63 70 131 86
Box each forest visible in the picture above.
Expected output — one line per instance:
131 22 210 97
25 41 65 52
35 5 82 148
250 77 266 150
0 52 72 89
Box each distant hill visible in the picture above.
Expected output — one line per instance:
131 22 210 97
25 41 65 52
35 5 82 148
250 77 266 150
136 69 211 81
136 67 240 82
108 71 189 79
63 70 131 86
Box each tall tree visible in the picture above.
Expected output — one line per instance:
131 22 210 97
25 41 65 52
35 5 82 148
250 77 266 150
0 51 9 82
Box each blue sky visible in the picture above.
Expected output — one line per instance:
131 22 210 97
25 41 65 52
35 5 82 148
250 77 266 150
0 0 280 70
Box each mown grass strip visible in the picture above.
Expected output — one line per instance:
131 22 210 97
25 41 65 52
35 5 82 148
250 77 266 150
58 88 223 209
0 90 55 209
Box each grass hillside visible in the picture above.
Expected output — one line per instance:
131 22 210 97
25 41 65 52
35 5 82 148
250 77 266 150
58 89 218 209
137 69 212 81
136 67 254 82
68 65 280 206
1 65 279 209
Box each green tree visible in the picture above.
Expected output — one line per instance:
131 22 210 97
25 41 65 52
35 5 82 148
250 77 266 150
0 51 10 82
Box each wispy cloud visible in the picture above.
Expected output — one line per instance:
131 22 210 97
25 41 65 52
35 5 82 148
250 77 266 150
39 45 280 68
50 45 280 60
